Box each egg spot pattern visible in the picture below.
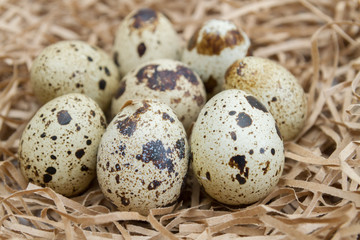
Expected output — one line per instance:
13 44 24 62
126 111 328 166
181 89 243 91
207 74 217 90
81 165 89 171
99 79 106 90
135 139 175 173
57 110 72 125
75 149 85 159
236 112 252 128
137 43 146 57
187 27 200 51
176 65 199 85
43 174 52 183
206 172 211 181
162 112 175 123
235 174 246 185
45 167 56 174
193 95 205 107
113 51 120 67
195 29 245 56
118 143 126 157
175 138 186 159
229 155 247 172
230 131 237 141
229 111 236 116
235 62 247 77
104 67 111 77
245 95 268 113
148 180 162 190
115 164 121 171
136 64 177 91
115 101 150 137
271 148 275 155
121 196 130 206
131 8 158 29
262 161 270 175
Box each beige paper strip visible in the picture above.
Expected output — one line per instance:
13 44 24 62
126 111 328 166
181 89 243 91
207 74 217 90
1 0 360 239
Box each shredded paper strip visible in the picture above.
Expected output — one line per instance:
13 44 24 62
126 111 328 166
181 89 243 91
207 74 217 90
0 0 360 239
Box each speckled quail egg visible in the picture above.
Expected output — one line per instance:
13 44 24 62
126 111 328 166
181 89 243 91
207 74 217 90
30 40 120 110
97 99 188 215
18 93 107 197
224 57 307 141
181 19 250 97
111 59 206 131
191 89 284 205
113 8 182 76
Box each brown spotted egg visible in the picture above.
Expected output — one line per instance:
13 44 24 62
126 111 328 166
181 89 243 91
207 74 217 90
111 59 206 131
97 100 188 215
113 8 182 76
18 93 107 197
224 57 307 141
30 40 120 110
181 19 250 97
191 89 284 205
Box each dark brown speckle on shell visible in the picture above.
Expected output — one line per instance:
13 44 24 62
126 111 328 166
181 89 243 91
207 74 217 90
121 196 130 206
75 149 85 159
148 180 162 190
135 139 175 174
113 51 120 67
115 101 150 137
189 28 245 55
245 95 268 113
262 161 270 175
236 112 252 128
135 64 199 91
130 8 158 31
99 79 106 90
137 43 146 57
206 172 211 181
57 110 72 125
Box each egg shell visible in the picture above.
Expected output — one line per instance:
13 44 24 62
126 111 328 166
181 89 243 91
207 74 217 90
97 99 188 215
113 8 182 76
191 89 284 205
18 93 107 197
111 59 206 131
224 56 307 141
30 40 120 110
181 19 250 97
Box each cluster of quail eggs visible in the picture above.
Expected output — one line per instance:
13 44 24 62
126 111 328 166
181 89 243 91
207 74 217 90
18 7 307 215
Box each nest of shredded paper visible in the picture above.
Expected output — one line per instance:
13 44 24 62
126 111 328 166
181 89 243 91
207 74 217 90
1 0 360 239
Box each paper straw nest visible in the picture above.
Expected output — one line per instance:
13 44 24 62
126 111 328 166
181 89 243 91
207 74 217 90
1 0 360 239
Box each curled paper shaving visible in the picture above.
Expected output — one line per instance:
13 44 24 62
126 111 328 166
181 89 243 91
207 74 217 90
1 0 360 239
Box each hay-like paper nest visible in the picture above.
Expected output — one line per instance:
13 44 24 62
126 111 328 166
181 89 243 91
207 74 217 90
1 0 360 239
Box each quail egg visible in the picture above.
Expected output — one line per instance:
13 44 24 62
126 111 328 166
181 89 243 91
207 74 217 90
111 59 206 131
224 56 307 141
30 40 120 110
18 93 107 197
181 19 250 97
113 8 182 76
97 99 188 215
191 89 284 205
